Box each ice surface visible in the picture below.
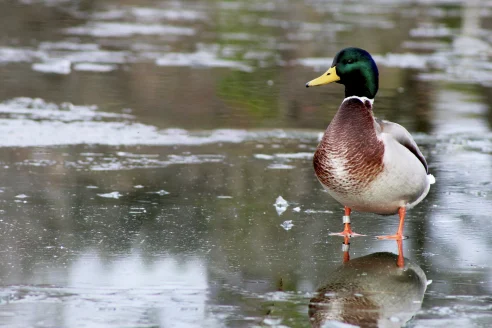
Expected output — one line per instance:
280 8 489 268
267 164 295 169
317 320 359 328
263 316 283 325
39 42 100 51
87 154 224 171
62 50 130 64
74 63 117 72
254 154 275 160
97 191 122 199
274 196 289 215
255 152 312 160
0 47 46 63
0 97 133 122
32 60 71 74
274 152 313 159
15 194 29 199
131 8 206 21
410 24 453 37
0 97 323 147
280 220 293 231
89 7 206 22
304 209 333 214
64 22 195 38
152 190 170 196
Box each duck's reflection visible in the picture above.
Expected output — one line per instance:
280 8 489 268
309 238 427 328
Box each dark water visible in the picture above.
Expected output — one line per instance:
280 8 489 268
0 0 491 327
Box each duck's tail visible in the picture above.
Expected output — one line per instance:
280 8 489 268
427 174 436 185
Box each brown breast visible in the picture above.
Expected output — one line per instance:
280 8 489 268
313 98 384 194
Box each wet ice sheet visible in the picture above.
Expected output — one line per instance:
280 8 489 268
0 1 491 328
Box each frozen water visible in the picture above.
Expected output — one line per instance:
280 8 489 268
410 24 454 37
274 196 289 215
267 164 295 169
0 47 46 63
152 190 169 196
304 209 334 214
38 42 100 51
32 60 71 74
15 194 29 199
131 8 206 21
1 1 491 327
97 191 122 199
254 154 274 160
73 63 117 72
0 97 321 147
0 97 133 122
64 22 195 38
274 152 313 159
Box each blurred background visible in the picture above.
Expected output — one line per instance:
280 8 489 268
0 0 490 327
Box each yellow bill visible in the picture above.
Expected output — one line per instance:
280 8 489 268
305 66 340 87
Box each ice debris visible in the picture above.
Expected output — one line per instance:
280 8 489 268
15 194 29 199
274 196 288 215
32 59 71 74
97 191 122 199
280 220 294 231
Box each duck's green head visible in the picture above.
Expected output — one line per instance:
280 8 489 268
306 47 379 99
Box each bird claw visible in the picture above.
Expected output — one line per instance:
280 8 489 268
329 231 366 238
376 234 408 240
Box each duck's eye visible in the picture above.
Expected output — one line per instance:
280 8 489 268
347 59 354 64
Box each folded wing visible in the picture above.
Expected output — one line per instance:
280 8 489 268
376 118 428 174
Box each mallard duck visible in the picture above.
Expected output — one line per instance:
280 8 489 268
309 242 428 328
306 47 435 239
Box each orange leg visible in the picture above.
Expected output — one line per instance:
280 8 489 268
329 206 365 237
396 238 405 268
342 235 350 263
377 207 408 240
